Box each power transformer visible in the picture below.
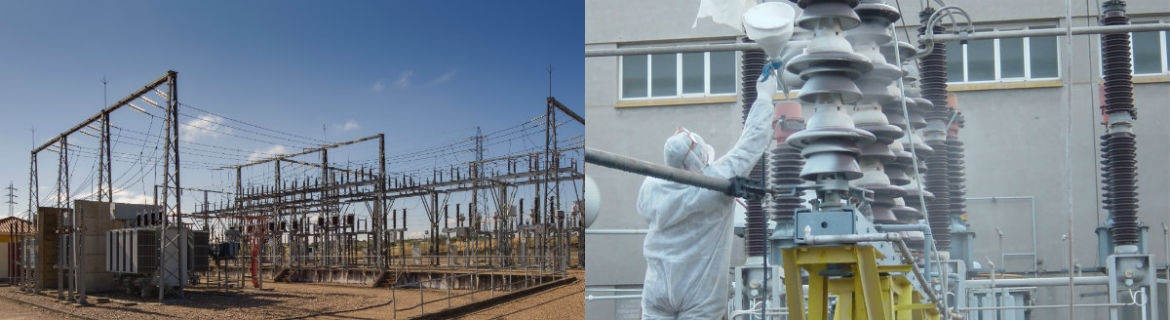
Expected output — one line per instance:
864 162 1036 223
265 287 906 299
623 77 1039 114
105 226 209 298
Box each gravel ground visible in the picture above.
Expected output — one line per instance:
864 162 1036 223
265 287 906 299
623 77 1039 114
0 288 69 320
0 271 583 319
451 269 584 320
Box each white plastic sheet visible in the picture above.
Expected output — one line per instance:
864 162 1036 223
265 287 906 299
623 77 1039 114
692 0 755 30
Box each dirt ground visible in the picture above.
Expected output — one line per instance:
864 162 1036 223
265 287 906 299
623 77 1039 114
0 270 584 319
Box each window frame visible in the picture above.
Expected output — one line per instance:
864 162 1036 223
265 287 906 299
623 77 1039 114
1128 20 1169 75
619 51 738 100
1165 28 1170 72
947 25 1062 84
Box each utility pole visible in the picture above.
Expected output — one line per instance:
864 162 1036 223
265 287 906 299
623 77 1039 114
474 126 484 215
5 182 16 218
471 126 484 266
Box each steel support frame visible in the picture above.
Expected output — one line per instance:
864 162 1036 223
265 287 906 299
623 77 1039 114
1107 252 1159 320
26 71 178 302
194 151 581 277
158 70 183 301
781 245 939 320
175 101 582 284
57 136 71 302
22 152 38 293
224 134 386 271
544 98 560 275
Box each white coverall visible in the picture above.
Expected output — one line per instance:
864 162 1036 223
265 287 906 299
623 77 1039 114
637 76 777 319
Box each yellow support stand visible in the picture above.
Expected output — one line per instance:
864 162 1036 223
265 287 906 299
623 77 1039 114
781 245 940 320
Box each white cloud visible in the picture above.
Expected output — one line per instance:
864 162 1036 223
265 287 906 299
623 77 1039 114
248 144 288 162
336 120 360 132
430 69 457 85
370 80 384 92
406 230 426 239
180 114 230 142
76 187 154 205
112 189 154 205
394 71 413 88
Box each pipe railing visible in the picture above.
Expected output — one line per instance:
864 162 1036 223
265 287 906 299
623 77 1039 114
966 196 1039 276
585 294 643 301
962 275 1109 288
585 148 733 195
875 224 937 286
585 228 649 234
585 288 643 292
923 23 1170 42
959 302 1132 312
583 24 1170 58
585 43 759 57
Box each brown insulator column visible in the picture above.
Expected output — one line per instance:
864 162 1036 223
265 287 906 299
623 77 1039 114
770 102 805 221
742 41 770 257
1099 0 1141 246
918 7 952 251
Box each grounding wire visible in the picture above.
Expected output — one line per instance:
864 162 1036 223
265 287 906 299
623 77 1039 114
891 22 948 314
107 116 158 187
1062 0 1075 316
111 119 166 194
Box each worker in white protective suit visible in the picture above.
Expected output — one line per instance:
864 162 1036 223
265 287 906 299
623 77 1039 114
637 74 777 319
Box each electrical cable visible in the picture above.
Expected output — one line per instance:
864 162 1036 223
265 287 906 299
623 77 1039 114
179 102 328 145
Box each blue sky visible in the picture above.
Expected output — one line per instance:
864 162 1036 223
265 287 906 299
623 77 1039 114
0 1 584 238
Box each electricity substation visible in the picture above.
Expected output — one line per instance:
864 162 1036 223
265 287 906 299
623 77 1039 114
3 70 585 319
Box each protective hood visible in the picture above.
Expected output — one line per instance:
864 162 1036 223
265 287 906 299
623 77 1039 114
663 129 715 172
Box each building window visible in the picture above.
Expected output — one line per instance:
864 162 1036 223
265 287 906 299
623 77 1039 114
966 36 996 81
710 52 735 94
945 26 1061 83
947 40 965 82
1129 21 1169 75
620 50 737 99
1029 30 1060 78
1000 36 1025 78
621 55 648 98
651 53 676 97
